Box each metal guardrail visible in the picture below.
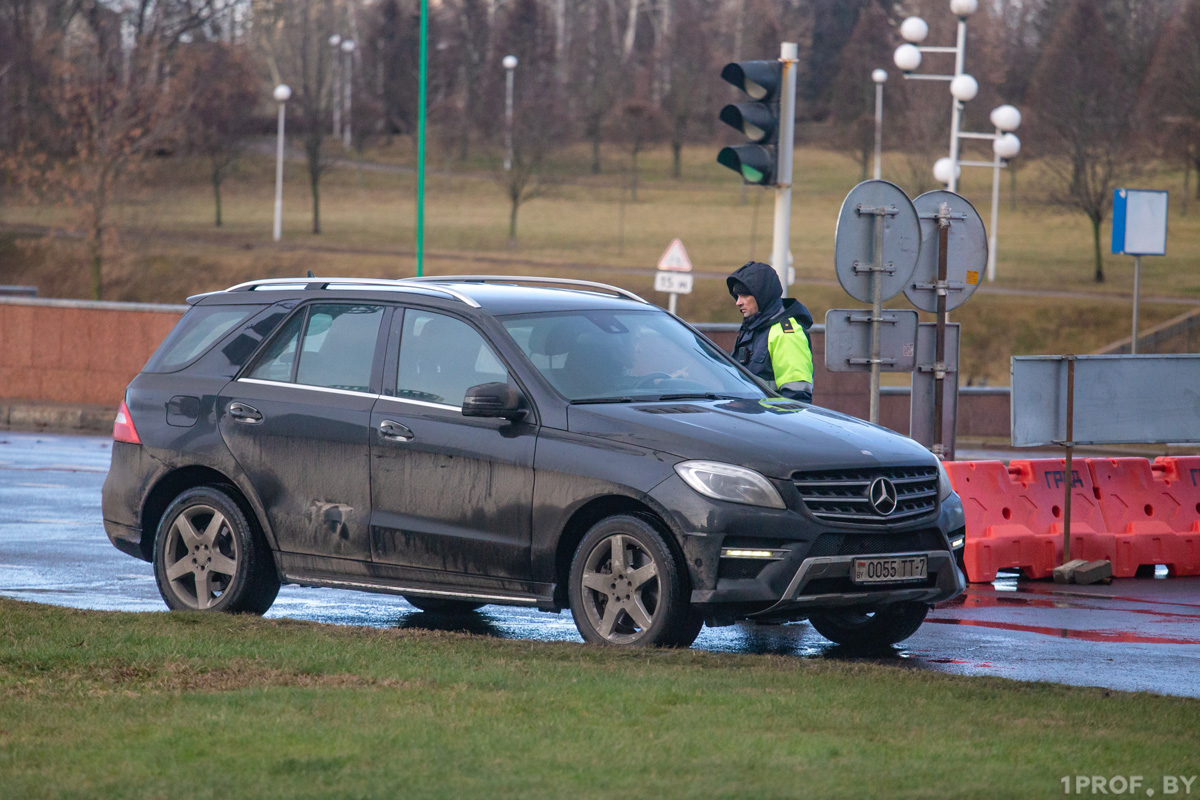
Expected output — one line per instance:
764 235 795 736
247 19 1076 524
0 285 37 297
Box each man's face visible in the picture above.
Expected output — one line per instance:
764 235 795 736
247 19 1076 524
735 293 759 318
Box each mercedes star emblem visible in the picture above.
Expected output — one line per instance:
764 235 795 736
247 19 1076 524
868 477 899 516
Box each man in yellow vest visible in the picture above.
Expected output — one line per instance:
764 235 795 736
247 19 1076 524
726 260 814 403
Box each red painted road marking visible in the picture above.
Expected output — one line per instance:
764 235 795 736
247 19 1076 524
926 617 1200 645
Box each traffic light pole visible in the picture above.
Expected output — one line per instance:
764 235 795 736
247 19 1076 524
770 42 798 298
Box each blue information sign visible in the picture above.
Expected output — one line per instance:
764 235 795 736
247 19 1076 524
1111 189 1168 256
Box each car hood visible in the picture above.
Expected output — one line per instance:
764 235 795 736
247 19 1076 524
565 398 937 479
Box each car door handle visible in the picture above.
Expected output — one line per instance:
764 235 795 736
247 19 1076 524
228 402 263 424
379 420 414 441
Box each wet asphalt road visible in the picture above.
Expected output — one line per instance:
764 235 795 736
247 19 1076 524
2 430 1198 697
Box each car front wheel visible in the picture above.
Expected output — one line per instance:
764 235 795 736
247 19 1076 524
808 602 929 648
153 486 279 614
568 515 699 648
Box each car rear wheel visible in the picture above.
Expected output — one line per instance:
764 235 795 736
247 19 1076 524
808 602 928 648
153 486 279 614
404 596 486 614
568 515 699 648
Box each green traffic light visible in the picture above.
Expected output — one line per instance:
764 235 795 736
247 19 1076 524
741 164 765 183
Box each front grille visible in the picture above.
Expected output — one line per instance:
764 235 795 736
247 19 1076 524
792 465 939 525
807 529 946 557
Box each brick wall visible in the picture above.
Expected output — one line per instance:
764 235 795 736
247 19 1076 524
694 323 1011 440
0 298 185 408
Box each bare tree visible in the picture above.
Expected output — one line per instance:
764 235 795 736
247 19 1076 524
1029 0 1139 283
494 0 562 247
660 0 716 179
827 1 892 181
14 7 193 300
186 43 258 226
609 98 667 202
1139 0 1200 212
257 0 336 235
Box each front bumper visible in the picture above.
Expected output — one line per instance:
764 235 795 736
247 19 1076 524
650 474 967 620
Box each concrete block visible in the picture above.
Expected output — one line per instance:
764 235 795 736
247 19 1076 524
1052 559 1088 584
1073 560 1113 585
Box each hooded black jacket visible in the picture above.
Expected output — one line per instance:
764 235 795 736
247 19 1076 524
726 261 815 402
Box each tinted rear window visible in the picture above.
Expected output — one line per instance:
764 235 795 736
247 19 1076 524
144 305 265 373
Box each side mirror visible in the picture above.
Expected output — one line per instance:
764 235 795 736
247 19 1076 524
462 382 527 421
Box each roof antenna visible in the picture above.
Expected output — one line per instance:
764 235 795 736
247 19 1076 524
307 270 316 278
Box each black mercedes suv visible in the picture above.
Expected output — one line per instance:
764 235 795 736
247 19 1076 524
102 276 966 648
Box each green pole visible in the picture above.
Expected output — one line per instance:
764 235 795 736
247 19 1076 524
415 0 428 276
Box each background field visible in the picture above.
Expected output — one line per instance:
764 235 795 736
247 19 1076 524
2 142 1197 384
1 598 1195 800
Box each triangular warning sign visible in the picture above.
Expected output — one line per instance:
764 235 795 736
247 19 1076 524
657 238 693 272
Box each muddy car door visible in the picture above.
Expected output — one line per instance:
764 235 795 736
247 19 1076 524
218 302 388 563
369 307 536 581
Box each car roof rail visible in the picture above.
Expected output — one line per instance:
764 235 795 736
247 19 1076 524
402 275 650 305
221 277 482 308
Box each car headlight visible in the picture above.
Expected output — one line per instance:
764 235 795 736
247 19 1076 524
937 459 953 501
674 461 786 509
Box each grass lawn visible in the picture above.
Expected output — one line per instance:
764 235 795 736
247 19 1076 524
1 142 1197 382
0 598 1195 799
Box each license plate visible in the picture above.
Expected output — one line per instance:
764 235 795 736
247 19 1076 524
852 555 927 584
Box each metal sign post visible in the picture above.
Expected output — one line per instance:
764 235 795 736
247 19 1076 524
1112 189 1168 354
833 181 921 424
905 191 987 459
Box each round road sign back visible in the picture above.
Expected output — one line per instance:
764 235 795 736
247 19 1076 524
903 190 988 313
833 180 921 303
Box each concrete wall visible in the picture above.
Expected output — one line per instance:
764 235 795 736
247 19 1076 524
0 300 1012 440
0 297 185 408
694 323 1011 441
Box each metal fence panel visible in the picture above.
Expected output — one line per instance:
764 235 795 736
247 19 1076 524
1011 354 1200 446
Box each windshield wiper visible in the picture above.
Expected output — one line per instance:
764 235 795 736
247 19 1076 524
570 396 638 404
654 392 744 401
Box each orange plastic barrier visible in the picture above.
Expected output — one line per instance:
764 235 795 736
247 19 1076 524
1008 459 1116 571
946 460 1113 582
1088 458 1200 577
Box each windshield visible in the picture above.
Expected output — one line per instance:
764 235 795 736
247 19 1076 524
501 309 767 403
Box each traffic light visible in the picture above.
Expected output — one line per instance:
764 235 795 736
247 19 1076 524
717 60 784 185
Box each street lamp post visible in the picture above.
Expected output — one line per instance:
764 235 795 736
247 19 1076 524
341 39 355 149
895 0 1022 280
871 69 887 180
329 34 342 138
893 0 979 192
273 84 291 242
502 55 517 171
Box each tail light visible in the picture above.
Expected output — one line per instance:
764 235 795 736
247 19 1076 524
113 401 141 444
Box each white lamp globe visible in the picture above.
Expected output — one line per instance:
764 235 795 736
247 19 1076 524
341 39 355 53
949 74 979 102
871 68 888 84
899 16 929 43
329 34 341 47
894 44 922 72
503 55 518 69
950 0 978 15
933 157 961 184
990 104 1022 132
993 133 1021 159
273 84 292 103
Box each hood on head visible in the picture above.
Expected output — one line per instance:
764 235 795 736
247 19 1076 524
726 261 782 312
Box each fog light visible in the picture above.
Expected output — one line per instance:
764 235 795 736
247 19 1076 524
721 548 785 560
950 536 965 550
